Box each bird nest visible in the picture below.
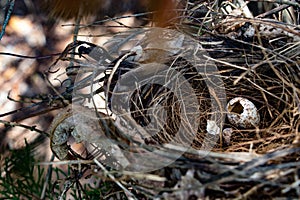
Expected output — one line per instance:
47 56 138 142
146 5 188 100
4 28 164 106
45 19 300 198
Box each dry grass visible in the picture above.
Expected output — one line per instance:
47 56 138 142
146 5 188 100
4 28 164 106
1 0 300 199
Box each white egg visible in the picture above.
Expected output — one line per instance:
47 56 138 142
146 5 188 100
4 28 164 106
222 128 233 145
226 97 260 128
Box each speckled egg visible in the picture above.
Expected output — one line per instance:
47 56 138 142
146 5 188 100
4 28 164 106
226 97 260 128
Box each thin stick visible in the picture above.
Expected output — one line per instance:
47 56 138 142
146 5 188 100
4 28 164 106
0 52 61 59
0 119 50 137
93 158 137 200
247 0 300 8
40 154 55 199
0 0 15 40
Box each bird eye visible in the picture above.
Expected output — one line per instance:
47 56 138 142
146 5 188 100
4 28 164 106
78 46 92 57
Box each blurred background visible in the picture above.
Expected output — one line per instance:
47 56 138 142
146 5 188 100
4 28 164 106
0 0 180 153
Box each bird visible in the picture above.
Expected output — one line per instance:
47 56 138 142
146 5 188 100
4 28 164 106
42 0 179 27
